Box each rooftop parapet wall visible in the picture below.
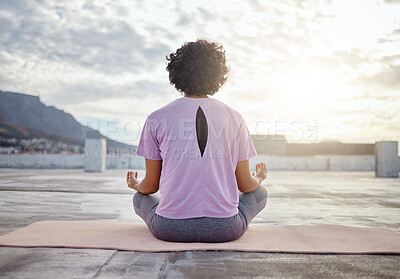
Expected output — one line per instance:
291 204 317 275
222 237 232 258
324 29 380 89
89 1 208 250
249 155 375 171
0 154 84 169
0 154 372 171
0 154 145 169
375 141 400 178
251 134 375 156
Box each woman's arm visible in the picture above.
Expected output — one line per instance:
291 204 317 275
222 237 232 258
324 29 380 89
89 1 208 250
235 160 267 193
126 159 162 194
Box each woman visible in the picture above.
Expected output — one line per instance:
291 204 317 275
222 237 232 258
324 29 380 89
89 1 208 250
126 39 268 243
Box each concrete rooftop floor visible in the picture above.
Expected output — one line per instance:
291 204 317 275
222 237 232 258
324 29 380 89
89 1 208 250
0 169 399 278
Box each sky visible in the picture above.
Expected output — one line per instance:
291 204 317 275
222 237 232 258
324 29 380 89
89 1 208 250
0 0 399 145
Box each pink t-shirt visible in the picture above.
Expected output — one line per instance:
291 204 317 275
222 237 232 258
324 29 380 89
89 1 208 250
136 97 257 219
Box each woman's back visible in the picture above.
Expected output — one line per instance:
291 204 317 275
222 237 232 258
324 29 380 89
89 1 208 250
129 39 267 243
136 96 256 219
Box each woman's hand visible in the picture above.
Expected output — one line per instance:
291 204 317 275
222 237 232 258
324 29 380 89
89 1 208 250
236 160 266 193
252 162 267 183
126 171 140 190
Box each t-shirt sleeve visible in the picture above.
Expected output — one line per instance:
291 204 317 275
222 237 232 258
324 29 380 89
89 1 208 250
237 118 257 162
135 117 162 160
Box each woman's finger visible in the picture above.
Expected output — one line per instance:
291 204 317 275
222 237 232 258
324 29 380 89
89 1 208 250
135 172 138 179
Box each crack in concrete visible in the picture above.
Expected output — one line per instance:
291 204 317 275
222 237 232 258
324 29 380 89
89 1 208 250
157 252 172 279
92 250 118 278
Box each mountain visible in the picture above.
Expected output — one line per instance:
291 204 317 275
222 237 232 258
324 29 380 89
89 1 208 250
0 91 136 152
0 114 80 144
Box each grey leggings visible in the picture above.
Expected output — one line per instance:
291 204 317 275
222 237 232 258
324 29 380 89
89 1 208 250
133 186 268 243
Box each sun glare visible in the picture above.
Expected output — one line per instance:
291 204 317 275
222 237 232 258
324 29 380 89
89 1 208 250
270 71 329 109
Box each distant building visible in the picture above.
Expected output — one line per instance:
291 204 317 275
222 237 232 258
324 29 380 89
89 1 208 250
250 135 375 156
251 135 287 155
286 141 374 156
0 146 19 154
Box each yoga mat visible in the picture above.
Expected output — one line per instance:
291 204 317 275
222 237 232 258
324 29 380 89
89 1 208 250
1 221 400 254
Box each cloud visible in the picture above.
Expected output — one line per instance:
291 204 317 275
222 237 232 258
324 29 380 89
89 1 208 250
0 11 170 75
82 2 106 16
176 14 191 26
0 0 399 143
0 0 176 118
44 79 172 110
384 0 400 4
358 64 400 90
350 54 400 91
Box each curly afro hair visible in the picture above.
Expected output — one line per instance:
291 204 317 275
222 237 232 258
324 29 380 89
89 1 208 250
166 39 229 96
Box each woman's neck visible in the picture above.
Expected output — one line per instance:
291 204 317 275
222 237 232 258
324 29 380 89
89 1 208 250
184 94 209 98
